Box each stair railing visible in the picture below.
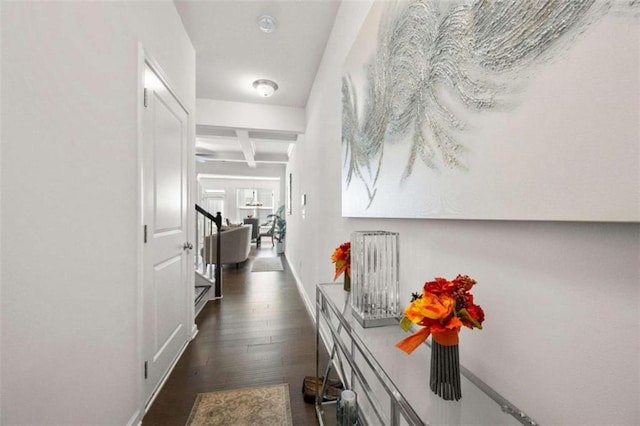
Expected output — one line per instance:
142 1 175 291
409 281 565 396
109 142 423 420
195 204 222 298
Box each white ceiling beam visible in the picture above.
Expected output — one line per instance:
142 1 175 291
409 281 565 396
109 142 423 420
195 139 238 153
198 153 289 165
254 153 290 164
249 137 296 144
196 135 240 143
196 151 246 161
196 152 246 163
235 130 257 168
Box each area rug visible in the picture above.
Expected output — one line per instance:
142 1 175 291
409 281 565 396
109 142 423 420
251 257 284 272
185 383 293 426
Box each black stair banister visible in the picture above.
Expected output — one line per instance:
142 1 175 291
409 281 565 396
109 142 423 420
195 204 223 299
195 203 219 222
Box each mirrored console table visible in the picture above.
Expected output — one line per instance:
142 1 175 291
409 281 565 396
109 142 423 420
315 283 537 426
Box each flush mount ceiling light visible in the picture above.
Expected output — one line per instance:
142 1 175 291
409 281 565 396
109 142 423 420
252 79 278 97
257 15 277 33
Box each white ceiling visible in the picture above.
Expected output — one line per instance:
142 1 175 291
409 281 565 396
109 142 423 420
174 0 341 167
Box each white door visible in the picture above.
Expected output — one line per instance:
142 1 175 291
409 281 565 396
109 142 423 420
142 63 190 404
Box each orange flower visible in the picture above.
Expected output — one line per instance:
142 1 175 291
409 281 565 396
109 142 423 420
430 316 463 334
405 291 454 324
397 274 484 354
331 242 351 280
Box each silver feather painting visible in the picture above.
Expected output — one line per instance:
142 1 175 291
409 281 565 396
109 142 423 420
342 0 639 221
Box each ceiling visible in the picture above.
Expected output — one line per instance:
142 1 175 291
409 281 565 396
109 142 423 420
173 0 341 168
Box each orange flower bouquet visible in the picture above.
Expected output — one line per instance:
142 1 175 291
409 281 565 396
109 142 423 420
396 275 485 400
331 242 351 291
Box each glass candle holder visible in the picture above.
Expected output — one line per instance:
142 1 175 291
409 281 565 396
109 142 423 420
350 230 399 327
336 389 358 426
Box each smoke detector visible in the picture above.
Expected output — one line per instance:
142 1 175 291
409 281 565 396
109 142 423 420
258 15 277 33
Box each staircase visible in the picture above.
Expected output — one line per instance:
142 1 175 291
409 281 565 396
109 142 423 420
194 204 223 311
194 271 214 315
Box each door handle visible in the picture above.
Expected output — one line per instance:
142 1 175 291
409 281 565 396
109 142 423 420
183 242 193 251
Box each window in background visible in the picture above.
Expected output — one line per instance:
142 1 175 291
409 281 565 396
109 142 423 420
237 188 274 223
205 196 225 219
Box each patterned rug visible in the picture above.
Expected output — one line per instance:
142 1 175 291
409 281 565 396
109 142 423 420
185 384 293 426
251 257 284 272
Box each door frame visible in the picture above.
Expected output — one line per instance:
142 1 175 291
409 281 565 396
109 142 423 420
136 44 197 419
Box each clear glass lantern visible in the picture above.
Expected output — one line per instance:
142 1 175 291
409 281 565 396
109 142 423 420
350 230 400 327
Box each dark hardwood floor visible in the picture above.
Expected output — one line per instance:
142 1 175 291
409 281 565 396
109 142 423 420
142 246 327 425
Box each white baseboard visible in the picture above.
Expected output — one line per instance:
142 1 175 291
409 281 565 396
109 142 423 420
126 409 141 426
284 256 316 324
191 324 199 339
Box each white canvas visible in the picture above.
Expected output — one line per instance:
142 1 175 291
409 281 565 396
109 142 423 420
342 0 639 222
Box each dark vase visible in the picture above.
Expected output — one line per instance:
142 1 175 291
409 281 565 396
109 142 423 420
430 340 462 401
343 273 351 292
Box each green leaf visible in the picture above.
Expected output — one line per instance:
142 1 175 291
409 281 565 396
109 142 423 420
399 316 412 332
457 308 482 329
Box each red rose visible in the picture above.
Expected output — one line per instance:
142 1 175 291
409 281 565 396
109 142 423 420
423 277 456 295
466 304 485 325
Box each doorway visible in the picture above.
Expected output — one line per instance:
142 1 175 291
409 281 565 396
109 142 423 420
141 59 192 406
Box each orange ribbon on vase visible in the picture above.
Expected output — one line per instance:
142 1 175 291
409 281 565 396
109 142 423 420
395 325 460 354
395 289 462 354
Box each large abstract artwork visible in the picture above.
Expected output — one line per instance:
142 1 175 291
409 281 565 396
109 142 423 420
342 0 639 221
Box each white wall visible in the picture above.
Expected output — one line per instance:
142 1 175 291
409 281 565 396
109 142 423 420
286 1 640 425
0 0 3 417
1 2 195 424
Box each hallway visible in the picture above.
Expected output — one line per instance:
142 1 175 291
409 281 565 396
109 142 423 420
142 247 325 425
